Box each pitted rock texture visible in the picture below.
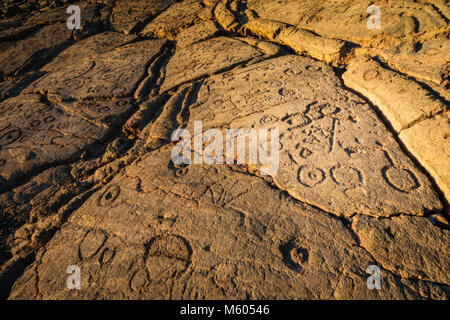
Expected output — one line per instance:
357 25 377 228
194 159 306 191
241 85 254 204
0 0 448 300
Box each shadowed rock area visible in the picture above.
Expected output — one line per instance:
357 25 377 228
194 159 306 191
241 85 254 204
0 0 448 300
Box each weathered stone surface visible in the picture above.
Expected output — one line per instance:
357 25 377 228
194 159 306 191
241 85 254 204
198 2 218 21
275 26 348 65
214 1 350 66
215 0 450 68
0 0 449 301
160 36 269 93
110 0 176 34
41 31 138 72
183 55 442 217
8 148 449 299
245 0 448 45
421 0 450 20
0 23 39 42
234 36 283 56
0 73 41 99
352 215 450 284
0 23 72 79
24 3 100 26
399 113 450 201
140 0 203 40
24 2 106 39
342 56 445 132
381 39 450 86
176 20 220 49
25 39 167 99
0 164 79 257
334 269 449 300
0 94 126 183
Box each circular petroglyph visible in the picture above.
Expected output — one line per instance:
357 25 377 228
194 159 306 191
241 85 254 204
99 247 115 265
382 166 419 193
305 65 322 72
44 116 56 123
65 78 85 89
298 165 325 187
172 162 189 178
98 106 111 114
0 128 22 146
321 103 340 116
175 166 189 177
279 240 309 273
29 120 41 128
38 105 52 114
284 68 302 76
264 94 283 105
278 87 297 98
130 269 149 292
98 184 121 207
79 230 107 260
222 71 233 78
299 147 313 159
259 114 279 126
268 80 283 87
57 121 70 129
101 73 116 82
259 139 283 154
116 100 129 107
145 234 191 282
212 99 223 107
330 165 363 187
335 93 349 103
363 68 380 81
205 112 215 121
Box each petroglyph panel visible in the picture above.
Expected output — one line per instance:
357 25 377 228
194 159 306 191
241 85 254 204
160 36 268 93
9 147 448 299
245 0 447 44
1 0 449 301
41 32 138 72
0 94 133 183
25 39 167 100
184 55 442 217
140 0 203 40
